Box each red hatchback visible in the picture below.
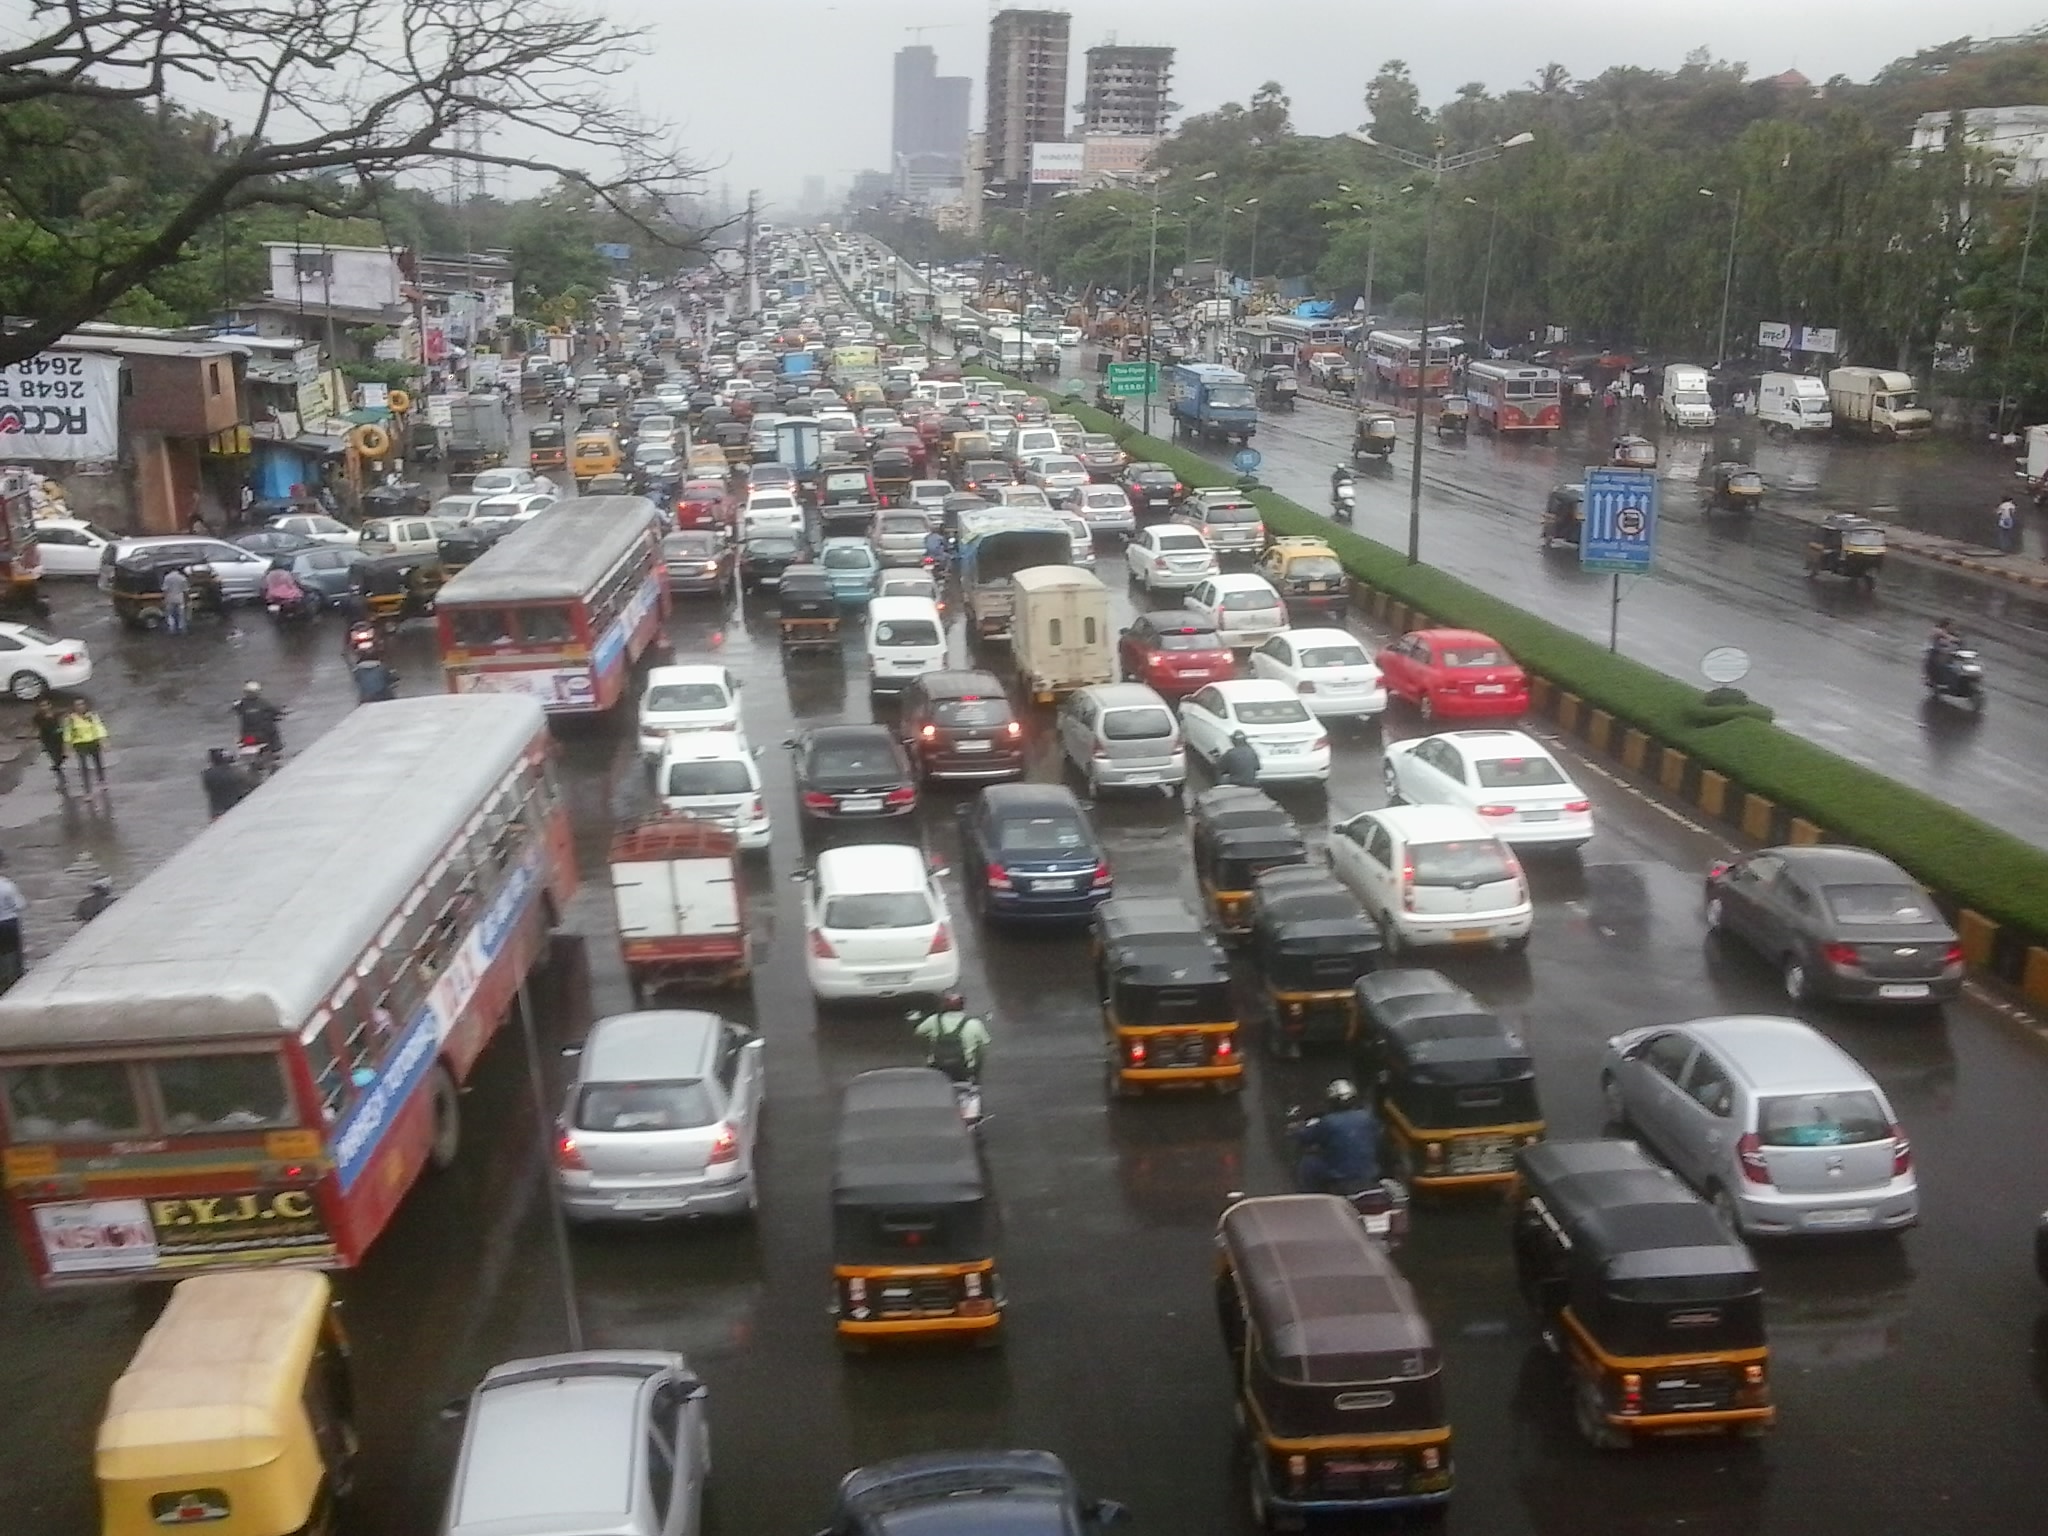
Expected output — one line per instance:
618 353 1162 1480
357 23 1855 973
674 481 732 532
1375 627 1528 720
1119 612 1237 696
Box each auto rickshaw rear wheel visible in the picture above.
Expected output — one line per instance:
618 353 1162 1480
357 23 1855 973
1574 1379 1630 1451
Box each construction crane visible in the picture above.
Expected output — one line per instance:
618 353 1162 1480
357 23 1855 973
905 23 964 43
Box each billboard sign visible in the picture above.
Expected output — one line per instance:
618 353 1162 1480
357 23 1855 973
0 351 122 460
1795 326 1839 354
1580 466 1659 574
1757 321 1792 349
1030 142 1086 185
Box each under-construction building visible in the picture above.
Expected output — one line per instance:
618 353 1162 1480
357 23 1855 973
984 9 1071 199
1079 45 1175 138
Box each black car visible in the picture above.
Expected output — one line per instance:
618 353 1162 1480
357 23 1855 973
1119 462 1183 519
1704 844 1964 1007
740 531 807 592
960 458 1015 496
790 725 918 823
281 545 369 603
746 463 798 494
661 530 734 596
900 670 1026 782
959 781 1111 921
823 1451 1126 1536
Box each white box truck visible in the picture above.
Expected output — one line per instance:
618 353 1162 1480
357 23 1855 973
1010 566 1113 704
1756 373 1833 436
1826 367 1934 439
1660 364 1716 428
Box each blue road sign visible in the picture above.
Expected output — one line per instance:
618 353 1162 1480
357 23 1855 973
1232 447 1264 474
1581 466 1658 573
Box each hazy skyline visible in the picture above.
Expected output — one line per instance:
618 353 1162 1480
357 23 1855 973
599 0 2048 208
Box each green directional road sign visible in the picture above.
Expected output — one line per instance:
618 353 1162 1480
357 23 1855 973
1105 361 1158 398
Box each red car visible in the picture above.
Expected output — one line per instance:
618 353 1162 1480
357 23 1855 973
1118 612 1237 696
674 481 732 532
1374 627 1529 720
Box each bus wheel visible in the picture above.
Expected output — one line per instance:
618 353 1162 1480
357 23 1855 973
427 1066 462 1170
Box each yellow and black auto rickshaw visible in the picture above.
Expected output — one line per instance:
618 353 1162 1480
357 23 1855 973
96 1270 356 1536
1092 895 1242 1097
352 551 442 627
1217 1194 1453 1524
1707 460 1763 514
1246 867 1383 1055
1512 1139 1773 1448
1436 395 1472 439
714 419 753 467
1804 512 1885 585
1189 785 1307 938
1539 483 1584 550
1610 434 1657 469
1356 968 1543 1190
831 1067 1002 1349
1352 414 1399 463
1255 537 1350 623
102 549 227 630
777 564 840 654
527 422 567 472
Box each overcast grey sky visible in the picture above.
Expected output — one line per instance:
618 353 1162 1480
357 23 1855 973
603 0 2048 207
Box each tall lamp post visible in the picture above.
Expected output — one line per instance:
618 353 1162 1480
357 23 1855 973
1240 199 1262 285
1463 195 1501 350
1141 170 1215 435
1699 186 1743 368
1348 130 1533 565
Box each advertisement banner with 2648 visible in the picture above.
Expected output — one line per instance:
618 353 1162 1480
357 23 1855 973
0 351 121 461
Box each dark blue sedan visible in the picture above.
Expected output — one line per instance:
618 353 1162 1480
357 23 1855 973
959 782 1112 921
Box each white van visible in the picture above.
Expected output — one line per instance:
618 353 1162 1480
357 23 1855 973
1010 426 1062 467
1756 372 1833 436
1660 364 1716 429
1010 566 1112 704
865 595 948 695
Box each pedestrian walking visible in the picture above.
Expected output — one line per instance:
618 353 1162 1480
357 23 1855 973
160 564 191 634
30 696 66 787
0 853 25 991
1997 495 2020 555
63 698 109 789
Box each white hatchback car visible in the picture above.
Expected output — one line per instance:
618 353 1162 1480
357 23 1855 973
31 517 116 577
469 466 542 496
1126 524 1217 596
1248 629 1387 720
638 665 743 756
655 734 770 850
470 489 559 528
1178 679 1331 783
1382 728 1593 849
802 843 960 1003
1327 804 1533 954
1185 573 1289 651
0 622 91 699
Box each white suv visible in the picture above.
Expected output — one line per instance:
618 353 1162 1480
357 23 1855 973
1327 804 1533 954
655 735 770 850
801 843 960 1003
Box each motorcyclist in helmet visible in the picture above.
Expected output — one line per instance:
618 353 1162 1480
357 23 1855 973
232 681 287 754
1214 730 1262 789
1294 1078 1381 1193
912 990 991 1084
1331 462 1355 496
1925 616 1961 687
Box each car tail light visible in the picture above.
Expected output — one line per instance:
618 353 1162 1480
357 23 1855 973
1310 735 1329 753
1173 483 1183 494
1215 1035 1234 1058
1476 804 1516 817
928 922 953 955
707 1124 740 1164
802 791 835 812
884 785 917 807
555 1129 586 1170
1092 740 1110 759
1127 1038 1147 1064
1401 855 1416 912
1004 719 1022 738
1891 1127 1913 1176
985 862 1013 891
1736 1132 1772 1185
1821 942 1861 968
920 724 938 740
745 796 763 820
1943 942 1965 967
808 928 837 959
57 650 79 666
1091 859 1113 889
1564 798 1590 813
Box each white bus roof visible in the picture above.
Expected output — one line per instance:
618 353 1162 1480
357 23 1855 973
0 695 547 1051
437 497 660 606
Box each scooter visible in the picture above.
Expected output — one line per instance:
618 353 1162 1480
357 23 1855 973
1924 645 1986 710
1284 1106 1410 1246
1330 475 1356 523
264 586 318 625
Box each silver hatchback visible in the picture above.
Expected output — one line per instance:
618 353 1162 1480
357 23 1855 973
556 1010 765 1223
1601 1014 1917 1239
1057 682 1187 795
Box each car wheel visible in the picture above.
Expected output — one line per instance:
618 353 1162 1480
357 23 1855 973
1381 760 1403 803
1600 1070 1629 1130
1782 956 1810 1004
1704 896 1725 932
7 670 47 702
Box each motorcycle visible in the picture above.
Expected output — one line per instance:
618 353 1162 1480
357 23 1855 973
345 621 383 663
1285 1106 1409 1246
1330 475 1356 523
263 583 318 624
1925 645 1986 710
237 735 282 781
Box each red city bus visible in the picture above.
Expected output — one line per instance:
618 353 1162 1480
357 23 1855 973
1364 330 1456 396
435 495 670 715
1464 361 1564 434
0 695 576 1286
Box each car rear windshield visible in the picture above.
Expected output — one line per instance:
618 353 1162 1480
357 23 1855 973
575 1080 717 1132
1083 435 1119 451
1474 755 1567 789
1822 883 1935 925
1038 457 1085 475
664 535 718 557
823 546 872 569
822 893 932 929
1221 590 1279 611
824 471 869 490
665 760 752 797
1157 531 1206 552
880 514 928 535
1103 706 1175 740
1298 642 1369 668
1154 628 1220 651
934 698 1011 727
1410 839 1515 886
1757 1091 1889 1147
1233 698 1311 725
646 683 727 713
1201 503 1260 523
814 742 900 776
1439 646 1506 667
1286 556 1344 581
996 815 1092 853
747 536 799 556
874 619 940 647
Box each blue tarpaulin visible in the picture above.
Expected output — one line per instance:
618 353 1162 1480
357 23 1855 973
1293 300 1338 318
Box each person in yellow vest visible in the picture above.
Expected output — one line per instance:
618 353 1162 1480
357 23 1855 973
62 698 109 790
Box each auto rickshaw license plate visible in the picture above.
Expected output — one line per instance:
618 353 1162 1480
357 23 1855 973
1309 582 1331 592
1330 1459 1402 1475
1453 928 1491 942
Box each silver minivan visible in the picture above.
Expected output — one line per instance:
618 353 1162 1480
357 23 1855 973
556 1010 765 1222
442 1351 709 1536
1057 682 1187 795
1600 1014 1917 1239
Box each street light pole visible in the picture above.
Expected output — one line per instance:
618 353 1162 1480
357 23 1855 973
1349 131 1533 565
1701 186 1743 367
1245 199 1262 284
1143 196 1160 436
1467 196 1500 349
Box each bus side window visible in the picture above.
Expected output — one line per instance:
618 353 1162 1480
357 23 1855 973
300 1012 347 1122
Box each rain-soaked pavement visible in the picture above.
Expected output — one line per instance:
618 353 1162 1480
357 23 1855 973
5 540 2048 1536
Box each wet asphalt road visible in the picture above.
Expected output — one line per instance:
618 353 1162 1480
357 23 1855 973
6 554 2048 1536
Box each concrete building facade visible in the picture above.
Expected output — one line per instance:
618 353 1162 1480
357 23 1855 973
985 9 1072 197
1080 44 1174 137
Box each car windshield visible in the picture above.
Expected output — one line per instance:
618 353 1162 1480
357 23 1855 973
1298 642 1369 668
664 760 752 796
996 814 1092 853
1285 556 1344 582
814 741 900 776
1410 839 1515 886
1103 706 1174 740
1439 646 1506 668
1200 503 1259 523
1208 386 1255 408
823 546 873 569
1823 883 1935 924
1221 590 1278 612
1038 457 1084 475
934 697 1009 727
646 683 728 713
1757 1090 1889 1147
822 892 932 929
574 1080 716 1132
874 619 940 646
1474 755 1567 789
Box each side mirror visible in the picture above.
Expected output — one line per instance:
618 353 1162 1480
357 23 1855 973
788 869 809 884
